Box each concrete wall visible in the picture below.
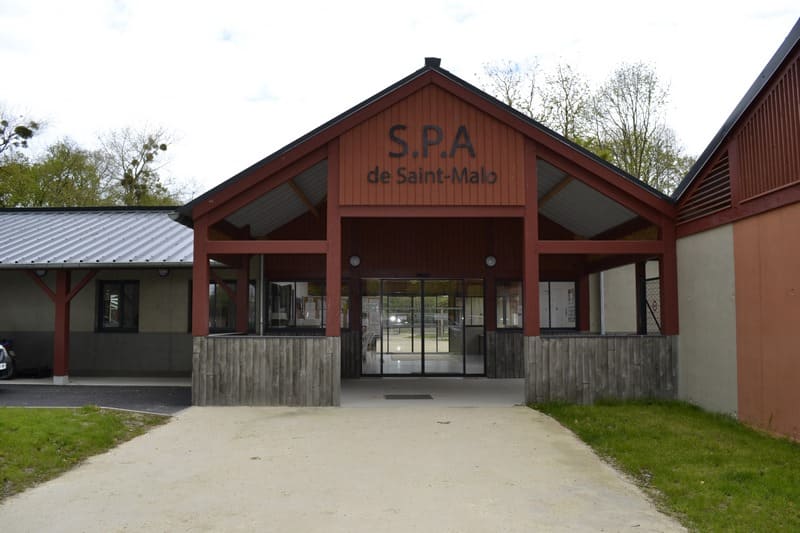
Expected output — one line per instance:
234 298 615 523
0 268 192 376
676 224 738 415
601 265 637 333
734 202 800 440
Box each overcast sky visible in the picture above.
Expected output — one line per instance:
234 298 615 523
1 1 798 197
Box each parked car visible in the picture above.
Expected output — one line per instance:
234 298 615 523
0 343 13 379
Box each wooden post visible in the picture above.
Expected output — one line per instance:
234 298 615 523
660 222 679 335
523 139 540 336
325 139 341 337
635 262 647 334
578 273 590 332
53 270 71 383
192 216 210 336
236 255 250 333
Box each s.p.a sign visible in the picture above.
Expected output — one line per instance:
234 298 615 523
338 85 524 206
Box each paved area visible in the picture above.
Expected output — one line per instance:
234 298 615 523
1 406 684 532
0 384 190 414
342 377 525 407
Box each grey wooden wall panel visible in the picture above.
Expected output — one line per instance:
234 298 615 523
192 336 340 406
524 335 677 405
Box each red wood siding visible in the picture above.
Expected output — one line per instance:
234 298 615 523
677 152 731 224
734 202 800 440
339 85 525 206
737 53 800 200
678 47 800 237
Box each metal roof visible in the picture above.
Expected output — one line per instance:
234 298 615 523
0 208 193 269
673 18 800 200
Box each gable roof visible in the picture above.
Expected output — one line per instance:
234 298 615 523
176 58 672 227
673 18 800 200
0 207 193 269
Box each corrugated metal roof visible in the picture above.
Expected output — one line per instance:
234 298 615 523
0 209 193 269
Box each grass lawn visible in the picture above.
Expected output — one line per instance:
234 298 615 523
0 406 167 501
535 400 800 532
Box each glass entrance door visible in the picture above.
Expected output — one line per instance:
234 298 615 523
361 279 485 376
381 280 422 375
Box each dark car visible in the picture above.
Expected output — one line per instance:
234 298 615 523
0 344 14 379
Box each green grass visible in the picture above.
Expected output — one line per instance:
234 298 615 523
0 406 167 501
535 400 800 532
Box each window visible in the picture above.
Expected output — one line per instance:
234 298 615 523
268 281 350 329
208 280 257 332
540 281 576 329
98 281 139 332
496 281 523 329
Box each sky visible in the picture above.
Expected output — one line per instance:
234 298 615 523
1 1 798 198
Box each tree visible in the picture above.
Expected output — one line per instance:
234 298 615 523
591 63 692 191
97 127 178 206
538 64 592 141
480 60 693 193
0 139 108 207
0 108 40 157
481 59 541 119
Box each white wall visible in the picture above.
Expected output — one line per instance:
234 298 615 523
677 224 738 415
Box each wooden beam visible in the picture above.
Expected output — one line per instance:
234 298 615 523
53 270 70 379
202 146 328 226
25 270 55 302
578 274 590 332
523 139 540 336
66 270 97 302
537 145 674 226
288 179 320 218
339 206 525 218
538 240 664 255
660 223 679 335
206 240 328 255
209 271 236 299
325 139 342 337
539 176 573 207
192 218 210 336
235 256 250 334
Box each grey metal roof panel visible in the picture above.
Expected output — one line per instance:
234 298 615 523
673 18 800 200
539 179 637 238
0 209 193 268
225 160 328 237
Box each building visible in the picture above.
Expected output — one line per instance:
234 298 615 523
1 19 797 439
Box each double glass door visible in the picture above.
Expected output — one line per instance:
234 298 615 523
361 279 484 375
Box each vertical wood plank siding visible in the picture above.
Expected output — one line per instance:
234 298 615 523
192 336 340 406
485 330 525 378
524 335 677 404
339 85 525 206
738 55 800 200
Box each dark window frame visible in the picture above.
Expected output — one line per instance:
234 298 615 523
97 280 140 333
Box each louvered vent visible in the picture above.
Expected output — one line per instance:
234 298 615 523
678 152 731 224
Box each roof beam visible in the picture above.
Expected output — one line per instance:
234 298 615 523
539 176 573 207
538 239 664 255
206 239 327 255
288 179 320 218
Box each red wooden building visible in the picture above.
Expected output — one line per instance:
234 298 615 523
176 57 678 406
